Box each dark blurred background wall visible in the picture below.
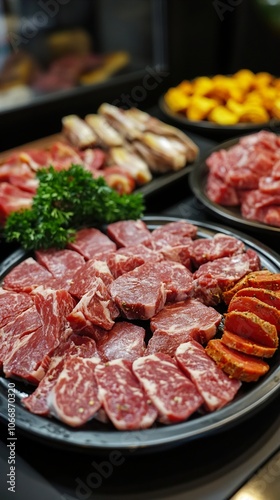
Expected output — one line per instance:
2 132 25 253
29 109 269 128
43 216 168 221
167 0 280 83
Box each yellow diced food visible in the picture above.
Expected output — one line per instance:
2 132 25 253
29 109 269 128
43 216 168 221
165 70 278 124
238 105 270 123
208 105 239 125
226 98 245 117
211 75 244 102
176 80 193 95
186 96 219 121
257 87 278 111
271 98 280 119
192 76 214 96
233 69 255 92
164 88 190 113
253 72 274 89
244 90 264 106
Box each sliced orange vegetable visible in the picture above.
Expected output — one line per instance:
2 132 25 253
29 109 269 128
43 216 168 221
247 273 280 291
205 339 270 382
223 270 274 305
228 295 280 333
224 310 279 348
233 287 280 310
221 330 277 358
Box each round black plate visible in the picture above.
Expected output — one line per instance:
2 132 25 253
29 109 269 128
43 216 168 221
159 95 280 139
189 137 280 235
0 216 280 452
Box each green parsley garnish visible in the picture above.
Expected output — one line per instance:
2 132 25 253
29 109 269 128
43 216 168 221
4 164 145 250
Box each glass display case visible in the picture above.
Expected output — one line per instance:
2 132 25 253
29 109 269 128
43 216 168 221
0 0 168 108
0 0 169 149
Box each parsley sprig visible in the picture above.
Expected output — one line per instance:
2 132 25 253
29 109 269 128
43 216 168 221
4 164 145 250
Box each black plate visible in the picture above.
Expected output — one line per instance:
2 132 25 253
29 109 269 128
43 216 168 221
136 164 195 198
159 95 280 139
0 216 280 453
189 137 280 235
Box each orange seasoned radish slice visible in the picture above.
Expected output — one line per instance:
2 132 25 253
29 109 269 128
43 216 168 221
205 339 270 382
224 310 279 348
221 330 277 358
223 270 273 304
228 296 280 333
233 287 280 310
246 273 280 291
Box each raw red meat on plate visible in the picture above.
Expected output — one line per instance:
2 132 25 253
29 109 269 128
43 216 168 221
68 258 114 298
1 218 276 431
68 277 119 332
22 333 100 415
95 359 158 430
97 321 146 362
106 219 153 248
106 243 162 278
147 298 222 357
175 341 241 412
133 353 203 424
205 130 280 227
48 356 101 427
67 227 116 260
0 289 33 328
3 257 54 293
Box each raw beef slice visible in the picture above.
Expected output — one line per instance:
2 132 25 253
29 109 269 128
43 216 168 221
69 259 114 298
150 220 198 244
68 277 119 330
106 244 162 278
97 321 146 362
110 263 166 320
3 257 53 293
106 219 152 248
67 227 116 259
0 289 33 328
133 353 203 424
95 359 158 430
192 251 261 305
35 248 85 290
190 233 245 268
147 299 222 356
49 356 101 427
23 333 99 415
3 288 76 383
0 305 42 369
175 341 241 412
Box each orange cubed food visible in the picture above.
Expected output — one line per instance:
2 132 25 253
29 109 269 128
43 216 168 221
164 88 190 113
238 104 270 123
186 96 219 121
192 76 214 96
208 105 239 125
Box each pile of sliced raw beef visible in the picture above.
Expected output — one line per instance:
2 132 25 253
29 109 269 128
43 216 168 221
0 219 278 430
206 130 280 227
